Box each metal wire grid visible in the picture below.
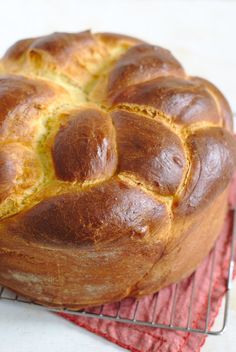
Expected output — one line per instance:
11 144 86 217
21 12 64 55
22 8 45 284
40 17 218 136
0 208 235 336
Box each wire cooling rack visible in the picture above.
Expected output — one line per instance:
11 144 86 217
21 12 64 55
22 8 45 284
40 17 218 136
0 208 235 336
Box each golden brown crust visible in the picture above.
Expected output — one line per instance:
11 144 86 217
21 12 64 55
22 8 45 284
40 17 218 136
132 189 228 297
25 31 107 80
0 144 42 203
4 178 168 248
3 38 36 61
174 127 236 214
0 188 228 308
110 76 222 126
112 109 186 195
95 32 143 47
108 44 185 99
0 31 235 308
0 75 66 143
191 76 233 130
53 109 117 182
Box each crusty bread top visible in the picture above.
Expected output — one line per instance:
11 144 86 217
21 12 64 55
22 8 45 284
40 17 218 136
0 31 235 248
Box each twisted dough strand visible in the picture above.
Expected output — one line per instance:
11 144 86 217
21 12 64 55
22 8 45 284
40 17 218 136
0 30 234 221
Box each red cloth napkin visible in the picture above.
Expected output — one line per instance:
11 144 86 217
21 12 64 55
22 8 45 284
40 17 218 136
59 174 236 352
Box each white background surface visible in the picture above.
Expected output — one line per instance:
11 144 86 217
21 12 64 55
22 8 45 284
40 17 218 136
0 1 236 351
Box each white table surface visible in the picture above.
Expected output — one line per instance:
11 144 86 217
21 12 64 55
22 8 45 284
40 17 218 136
0 1 236 351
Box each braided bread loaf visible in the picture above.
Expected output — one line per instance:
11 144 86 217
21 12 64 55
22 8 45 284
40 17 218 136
0 31 235 308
